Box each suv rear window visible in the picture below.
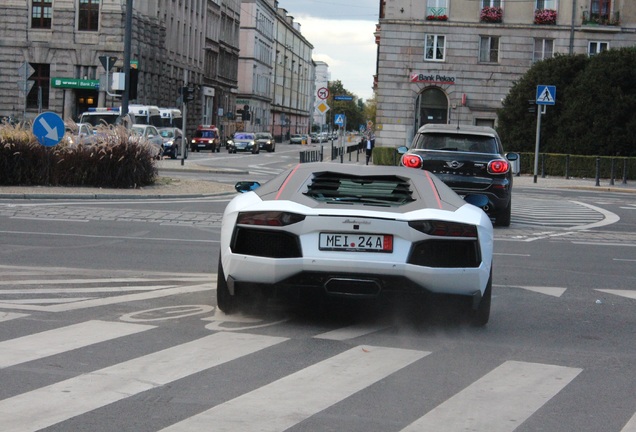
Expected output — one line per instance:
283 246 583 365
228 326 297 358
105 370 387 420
412 133 498 154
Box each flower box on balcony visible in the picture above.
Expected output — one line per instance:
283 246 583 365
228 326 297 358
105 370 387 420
426 14 448 21
534 9 557 25
480 7 503 23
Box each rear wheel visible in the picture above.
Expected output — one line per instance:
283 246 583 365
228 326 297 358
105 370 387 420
216 255 238 314
494 200 512 227
470 269 492 327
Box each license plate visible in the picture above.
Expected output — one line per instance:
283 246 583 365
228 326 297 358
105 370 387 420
319 233 393 252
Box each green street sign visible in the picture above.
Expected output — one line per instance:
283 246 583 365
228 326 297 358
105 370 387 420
51 77 100 89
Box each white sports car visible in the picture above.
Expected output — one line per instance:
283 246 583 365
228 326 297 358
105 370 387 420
217 163 494 325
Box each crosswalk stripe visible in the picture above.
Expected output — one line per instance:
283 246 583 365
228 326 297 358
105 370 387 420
0 277 208 286
159 345 429 432
0 332 287 432
0 320 155 369
399 360 582 432
0 312 29 323
314 323 390 340
621 412 636 432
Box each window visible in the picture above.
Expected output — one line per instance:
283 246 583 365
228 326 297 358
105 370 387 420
533 39 554 62
425 35 445 61
78 0 100 31
479 36 499 62
536 0 556 8
31 0 52 29
588 41 609 56
591 0 611 15
426 0 448 18
482 0 502 7
26 63 50 110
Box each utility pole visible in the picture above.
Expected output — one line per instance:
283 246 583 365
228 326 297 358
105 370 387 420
121 0 133 116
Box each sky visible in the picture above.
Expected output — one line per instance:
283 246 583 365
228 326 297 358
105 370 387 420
280 0 379 102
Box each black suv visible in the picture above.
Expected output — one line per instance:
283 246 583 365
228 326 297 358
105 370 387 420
399 124 518 226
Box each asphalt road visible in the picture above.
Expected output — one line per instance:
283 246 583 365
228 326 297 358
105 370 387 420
0 148 635 431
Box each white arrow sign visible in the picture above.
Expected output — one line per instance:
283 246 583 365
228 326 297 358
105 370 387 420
39 117 60 142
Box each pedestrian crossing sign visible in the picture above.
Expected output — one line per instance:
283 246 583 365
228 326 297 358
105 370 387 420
334 114 345 126
536 85 556 105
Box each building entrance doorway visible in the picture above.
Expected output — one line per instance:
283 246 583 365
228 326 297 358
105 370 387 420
416 87 448 128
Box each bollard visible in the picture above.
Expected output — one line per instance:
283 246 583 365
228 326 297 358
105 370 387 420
595 157 600 186
610 158 615 186
565 155 569 180
541 154 546 178
623 158 628 185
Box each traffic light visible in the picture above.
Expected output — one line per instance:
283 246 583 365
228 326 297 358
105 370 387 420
181 86 195 103
242 104 251 121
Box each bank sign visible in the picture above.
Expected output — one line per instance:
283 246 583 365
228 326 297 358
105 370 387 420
410 73 456 85
51 77 100 89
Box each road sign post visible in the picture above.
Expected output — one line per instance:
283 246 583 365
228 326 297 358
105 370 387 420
533 85 556 183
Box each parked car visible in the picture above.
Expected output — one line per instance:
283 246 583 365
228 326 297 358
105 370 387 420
399 123 518 226
227 132 259 154
131 124 164 158
217 163 494 326
191 125 221 152
64 122 94 146
159 127 188 159
255 132 275 152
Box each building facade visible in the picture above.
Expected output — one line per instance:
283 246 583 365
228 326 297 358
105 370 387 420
0 0 241 138
374 0 636 148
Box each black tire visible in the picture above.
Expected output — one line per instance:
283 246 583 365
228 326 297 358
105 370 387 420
216 255 238 314
470 268 492 327
494 200 512 227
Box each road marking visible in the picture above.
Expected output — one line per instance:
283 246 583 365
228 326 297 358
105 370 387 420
498 285 567 297
399 360 582 432
0 332 287 432
0 283 213 312
621 412 636 432
314 323 390 340
595 289 636 300
0 320 155 369
0 312 29 322
159 345 428 432
0 276 208 286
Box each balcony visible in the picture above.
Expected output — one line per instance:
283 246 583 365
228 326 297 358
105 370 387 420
480 7 502 24
426 7 448 21
534 9 557 25
582 11 620 26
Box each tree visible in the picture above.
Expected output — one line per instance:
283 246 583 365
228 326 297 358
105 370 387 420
327 80 365 132
497 48 636 156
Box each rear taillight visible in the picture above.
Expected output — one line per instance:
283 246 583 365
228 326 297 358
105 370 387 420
401 154 423 169
488 159 510 174
237 211 305 226
409 220 478 238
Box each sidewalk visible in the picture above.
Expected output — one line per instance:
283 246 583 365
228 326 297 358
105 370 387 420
0 157 634 199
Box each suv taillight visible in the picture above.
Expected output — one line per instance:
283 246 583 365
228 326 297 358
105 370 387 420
401 154 423 169
487 159 510 174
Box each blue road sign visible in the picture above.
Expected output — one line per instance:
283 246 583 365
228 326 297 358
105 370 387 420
32 112 65 147
536 85 556 105
334 114 345 126
334 95 353 101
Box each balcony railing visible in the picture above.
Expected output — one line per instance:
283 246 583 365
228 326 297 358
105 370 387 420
534 9 557 25
582 10 620 26
480 7 503 23
426 7 448 21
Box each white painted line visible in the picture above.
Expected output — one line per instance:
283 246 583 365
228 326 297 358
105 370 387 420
0 297 94 304
314 323 390 340
493 253 531 257
0 285 174 294
0 320 155 369
400 360 582 432
10 217 88 222
0 312 29 322
596 289 636 300
504 285 567 298
570 201 620 230
159 345 428 432
621 412 636 432
0 283 214 312
0 332 287 432
0 277 208 286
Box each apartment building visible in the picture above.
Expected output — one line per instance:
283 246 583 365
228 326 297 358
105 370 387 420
374 0 636 147
0 0 241 137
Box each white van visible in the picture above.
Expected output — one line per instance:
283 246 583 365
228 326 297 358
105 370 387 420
128 104 162 127
159 108 183 128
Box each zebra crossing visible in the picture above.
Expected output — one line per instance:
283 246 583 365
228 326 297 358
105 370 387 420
1 318 635 431
511 196 616 229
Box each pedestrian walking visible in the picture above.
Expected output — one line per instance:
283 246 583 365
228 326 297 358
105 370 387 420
364 121 375 165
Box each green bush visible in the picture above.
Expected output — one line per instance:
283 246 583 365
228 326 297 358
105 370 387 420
0 123 158 188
